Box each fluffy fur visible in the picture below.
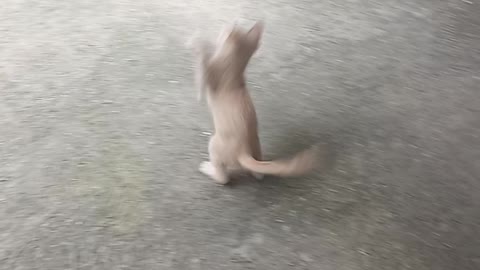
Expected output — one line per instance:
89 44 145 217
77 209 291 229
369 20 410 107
191 21 319 184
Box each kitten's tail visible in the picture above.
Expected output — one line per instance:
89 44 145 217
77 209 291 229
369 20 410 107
238 145 321 177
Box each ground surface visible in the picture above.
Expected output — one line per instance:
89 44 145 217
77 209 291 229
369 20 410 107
1 0 479 269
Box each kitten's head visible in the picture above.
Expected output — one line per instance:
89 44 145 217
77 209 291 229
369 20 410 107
214 21 264 68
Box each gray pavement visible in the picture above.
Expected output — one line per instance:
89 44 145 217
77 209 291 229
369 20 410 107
1 0 479 269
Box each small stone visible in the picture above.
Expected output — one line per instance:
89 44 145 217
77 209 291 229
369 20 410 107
299 253 313 262
230 246 253 263
357 248 369 256
250 233 264 244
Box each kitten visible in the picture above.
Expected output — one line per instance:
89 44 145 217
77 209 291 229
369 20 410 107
191 21 319 184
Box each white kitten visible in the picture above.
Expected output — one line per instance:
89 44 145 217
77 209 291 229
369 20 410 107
191 21 320 184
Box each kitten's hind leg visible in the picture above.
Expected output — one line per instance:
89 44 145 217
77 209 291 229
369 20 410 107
251 137 263 180
200 135 229 184
199 161 229 185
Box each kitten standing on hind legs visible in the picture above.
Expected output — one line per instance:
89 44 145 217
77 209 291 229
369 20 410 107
190 21 319 185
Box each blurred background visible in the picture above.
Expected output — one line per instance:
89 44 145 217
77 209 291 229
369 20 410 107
1 0 479 269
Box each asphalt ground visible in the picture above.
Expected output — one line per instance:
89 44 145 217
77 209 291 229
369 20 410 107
1 1 479 269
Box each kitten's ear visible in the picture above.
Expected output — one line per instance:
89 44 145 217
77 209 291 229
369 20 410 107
246 21 264 48
217 23 235 45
